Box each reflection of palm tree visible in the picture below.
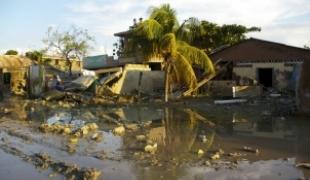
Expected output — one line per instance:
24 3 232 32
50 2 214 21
164 108 199 155
130 108 216 180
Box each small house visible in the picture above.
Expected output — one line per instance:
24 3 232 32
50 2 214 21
209 38 310 94
0 55 32 94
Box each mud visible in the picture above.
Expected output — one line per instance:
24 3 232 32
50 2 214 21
0 96 309 179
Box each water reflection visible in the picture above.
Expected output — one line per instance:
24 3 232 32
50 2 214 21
1 98 309 179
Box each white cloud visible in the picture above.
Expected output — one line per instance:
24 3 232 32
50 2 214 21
65 0 310 55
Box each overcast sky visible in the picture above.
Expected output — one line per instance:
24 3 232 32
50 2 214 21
1 0 310 56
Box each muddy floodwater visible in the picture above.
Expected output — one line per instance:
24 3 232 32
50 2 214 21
0 97 309 180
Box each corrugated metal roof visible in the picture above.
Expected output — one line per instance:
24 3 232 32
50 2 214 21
0 55 32 68
210 38 310 63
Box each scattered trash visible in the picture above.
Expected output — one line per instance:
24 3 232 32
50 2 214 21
113 126 125 136
91 132 103 141
214 99 247 105
242 146 259 154
210 152 220 160
136 135 146 142
125 123 139 131
144 143 157 154
197 149 204 157
296 163 310 169
229 152 246 157
205 160 211 166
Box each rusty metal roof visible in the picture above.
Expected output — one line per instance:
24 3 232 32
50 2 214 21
0 55 32 69
210 38 310 62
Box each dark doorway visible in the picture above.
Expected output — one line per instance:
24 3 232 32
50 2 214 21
3 73 11 85
149 63 162 70
257 68 273 87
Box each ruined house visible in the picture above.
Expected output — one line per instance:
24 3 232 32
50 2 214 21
83 54 164 95
42 55 82 74
208 38 310 113
0 55 32 95
209 38 310 96
81 26 165 96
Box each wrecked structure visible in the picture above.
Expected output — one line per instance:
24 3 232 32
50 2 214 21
82 56 164 95
0 55 32 95
208 38 310 98
81 28 165 96
42 55 82 75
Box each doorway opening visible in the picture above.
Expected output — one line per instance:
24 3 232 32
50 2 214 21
257 68 273 88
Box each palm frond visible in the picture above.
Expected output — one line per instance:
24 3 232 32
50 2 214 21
149 4 178 33
159 33 177 57
170 52 197 89
134 19 163 40
177 41 215 75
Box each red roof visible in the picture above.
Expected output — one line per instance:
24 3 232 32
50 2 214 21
210 38 310 62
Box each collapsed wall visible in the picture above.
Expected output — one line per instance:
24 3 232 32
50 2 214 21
111 64 164 95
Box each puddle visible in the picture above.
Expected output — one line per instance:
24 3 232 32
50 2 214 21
0 98 309 179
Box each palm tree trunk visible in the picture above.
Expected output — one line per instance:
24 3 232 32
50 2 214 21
164 64 171 103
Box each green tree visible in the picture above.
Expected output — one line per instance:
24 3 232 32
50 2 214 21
192 21 261 53
43 26 94 76
304 44 310 49
132 4 215 102
25 50 43 63
5 50 18 55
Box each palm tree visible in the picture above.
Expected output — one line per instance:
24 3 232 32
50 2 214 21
132 4 215 102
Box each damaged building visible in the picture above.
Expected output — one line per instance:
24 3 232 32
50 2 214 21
81 28 165 96
209 38 310 113
0 55 32 95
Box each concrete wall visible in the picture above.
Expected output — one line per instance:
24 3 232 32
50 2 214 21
111 64 164 95
233 62 299 90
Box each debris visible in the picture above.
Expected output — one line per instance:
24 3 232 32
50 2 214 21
68 137 79 144
144 143 157 154
62 127 71 135
142 121 152 127
113 126 125 136
218 148 225 155
43 90 65 101
200 135 208 143
270 93 281 97
136 135 146 142
125 123 139 131
91 132 103 141
242 146 259 154
197 149 204 157
4 108 11 114
87 123 99 131
214 99 247 105
80 126 89 136
205 160 211 166
210 152 220 160
296 163 310 169
229 152 246 157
